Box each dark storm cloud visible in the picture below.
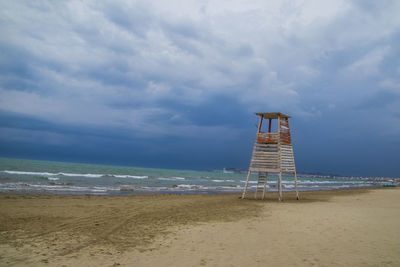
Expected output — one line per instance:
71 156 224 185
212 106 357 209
0 0 400 175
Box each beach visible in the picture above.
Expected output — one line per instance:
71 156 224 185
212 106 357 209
1 188 399 266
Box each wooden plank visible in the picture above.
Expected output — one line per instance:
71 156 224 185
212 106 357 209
252 160 279 163
253 157 279 160
254 144 279 148
252 157 277 161
241 170 252 199
251 164 279 168
262 172 268 200
254 149 279 153
257 133 278 137
278 172 282 201
254 153 280 157
255 146 279 150
257 115 263 133
253 151 279 155
257 154 278 158
268 119 272 133
251 162 279 168
249 167 281 172
254 147 279 151
254 150 279 154
255 145 279 149
252 164 279 168
255 147 279 151
294 171 299 200
253 159 279 162
277 114 282 171
253 153 279 157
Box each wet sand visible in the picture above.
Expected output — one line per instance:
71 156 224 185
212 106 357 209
1 188 399 266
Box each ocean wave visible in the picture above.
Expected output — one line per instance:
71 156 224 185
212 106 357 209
174 184 200 189
172 177 186 180
113 175 148 179
58 172 103 178
3 170 56 176
240 180 258 184
212 179 235 183
0 182 119 193
2 170 148 179
157 177 185 181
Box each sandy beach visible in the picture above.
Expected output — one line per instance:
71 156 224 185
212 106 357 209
1 188 399 266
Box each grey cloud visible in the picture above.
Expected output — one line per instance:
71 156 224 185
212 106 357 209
101 1 155 38
1 0 400 136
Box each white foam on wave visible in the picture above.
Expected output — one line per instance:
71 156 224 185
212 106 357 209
48 177 60 181
0 182 120 193
58 172 103 178
283 184 295 188
3 170 56 176
113 175 148 179
212 179 236 183
175 184 200 189
2 170 148 179
240 180 257 184
171 177 185 180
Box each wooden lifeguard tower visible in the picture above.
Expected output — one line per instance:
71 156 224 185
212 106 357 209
241 112 299 201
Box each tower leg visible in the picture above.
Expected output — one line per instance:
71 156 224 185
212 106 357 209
254 174 258 199
278 172 283 201
262 172 268 200
294 171 299 200
241 170 252 199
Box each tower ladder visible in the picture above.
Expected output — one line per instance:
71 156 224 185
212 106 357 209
254 172 268 200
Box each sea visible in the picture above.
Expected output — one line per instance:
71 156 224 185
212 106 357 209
0 157 395 195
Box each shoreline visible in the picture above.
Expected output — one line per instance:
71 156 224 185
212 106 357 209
0 186 380 198
0 184 389 196
1 187 399 266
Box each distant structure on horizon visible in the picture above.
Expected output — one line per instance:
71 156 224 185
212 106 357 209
241 112 299 201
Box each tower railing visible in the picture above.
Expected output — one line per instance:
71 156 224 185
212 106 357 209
256 132 279 144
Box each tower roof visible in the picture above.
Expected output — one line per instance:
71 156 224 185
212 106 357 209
255 112 291 119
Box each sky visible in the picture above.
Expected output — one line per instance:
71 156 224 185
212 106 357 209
0 0 400 177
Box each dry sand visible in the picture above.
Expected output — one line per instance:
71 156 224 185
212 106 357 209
0 188 399 266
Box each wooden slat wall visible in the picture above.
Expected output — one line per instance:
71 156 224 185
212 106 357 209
256 132 279 144
279 117 292 145
280 144 295 172
249 118 295 173
250 141 280 170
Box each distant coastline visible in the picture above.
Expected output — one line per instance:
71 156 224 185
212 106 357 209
212 167 400 182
